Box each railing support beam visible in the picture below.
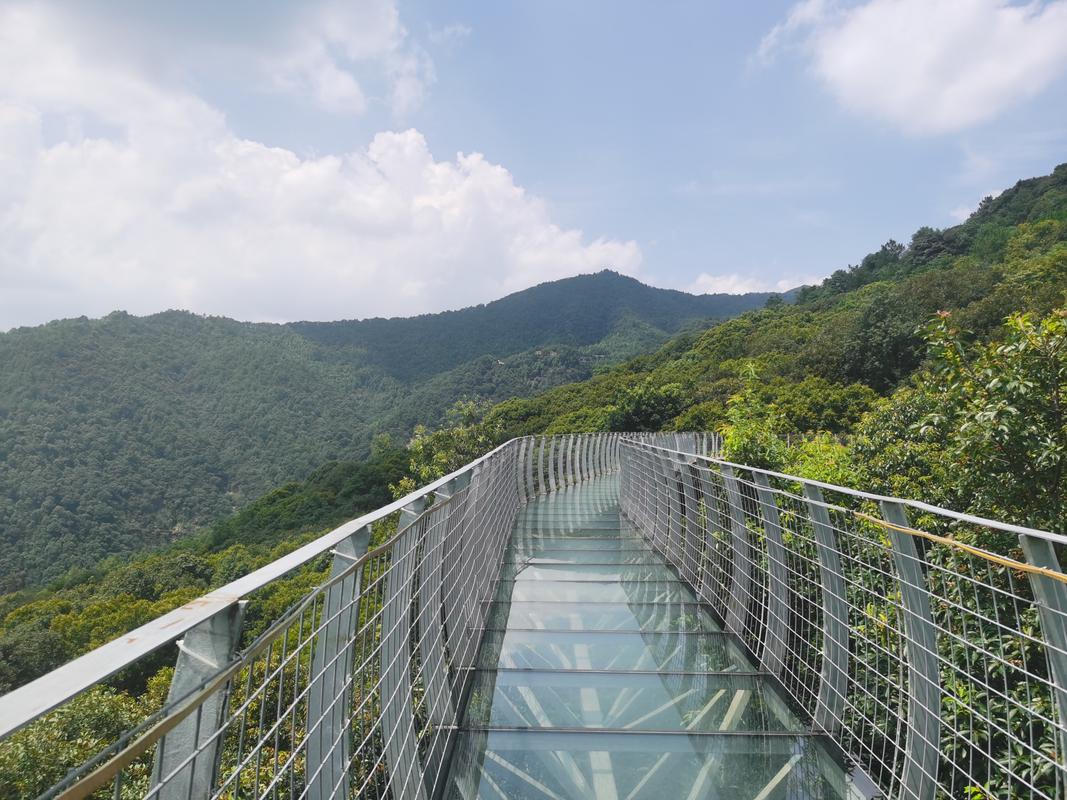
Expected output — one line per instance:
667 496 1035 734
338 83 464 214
306 525 371 800
880 501 941 800
380 497 429 800
803 484 849 736
152 602 246 800
1020 533 1067 773
721 465 753 641
753 473 790 678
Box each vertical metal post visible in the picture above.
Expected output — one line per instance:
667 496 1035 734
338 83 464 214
379 497 429 800
417 489 461 788
575 434 584 484
306 525 370 800
537 436 546 496
441 473 474 670
694 463 724 602
649 453 669 554
515 437 527 502
753 473 790 678
678 460 704 587
666 461 685 567
803 484 849 735
721 465 753 641
547 436 557 493
153 602 245 800
523 437 535 502
880 501 941 800
567 435 577 485
1020 533 1067 776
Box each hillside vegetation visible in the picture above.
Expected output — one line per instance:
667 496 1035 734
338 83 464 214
0 272 771 590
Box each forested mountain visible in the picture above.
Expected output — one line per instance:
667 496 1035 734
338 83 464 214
0 272 772 590
291 271 780 382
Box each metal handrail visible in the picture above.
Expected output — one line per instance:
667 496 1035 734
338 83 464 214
0 437 522 741
631 441 1067 546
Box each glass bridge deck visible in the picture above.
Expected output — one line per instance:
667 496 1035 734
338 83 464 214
444 476 859 800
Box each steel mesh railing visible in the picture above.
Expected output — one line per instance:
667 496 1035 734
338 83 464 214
619 438 1067 800
0 433 650 800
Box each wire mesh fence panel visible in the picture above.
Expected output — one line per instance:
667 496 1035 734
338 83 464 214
619 439 1067 800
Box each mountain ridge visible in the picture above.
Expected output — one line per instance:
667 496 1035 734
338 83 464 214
0 271 772 589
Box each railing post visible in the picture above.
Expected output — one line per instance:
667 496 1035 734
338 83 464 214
649 453 670 554
379 496 429 800
547 436 557 493
678 459 705 587
152 602 245 800
666 460 685 568
417 486 462 787
880 501 941 800
306 525 371 800
515 437 527 502
720 465 753 641
1019 533 1067 776
441 472 474 670
803 484 849 736
567 434 577 485
575 434 585 484
524 436 535 501
752 473 790 678
537 436 546 496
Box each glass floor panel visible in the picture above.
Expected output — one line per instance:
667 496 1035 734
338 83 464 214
507 539 657 553
464 670 801 732
506 549 660 564
510 563 680 582
476 630 750 672
444 730 854 800
500 579 695 604
510 530 646 540
484 601 719 633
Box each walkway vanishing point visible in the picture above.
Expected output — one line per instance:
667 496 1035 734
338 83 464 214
1 433 1066 799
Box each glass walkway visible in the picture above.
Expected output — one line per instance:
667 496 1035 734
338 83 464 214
444 475 860 800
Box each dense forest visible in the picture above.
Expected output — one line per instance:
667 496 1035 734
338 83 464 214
0 273 772 590
0 162 1065 797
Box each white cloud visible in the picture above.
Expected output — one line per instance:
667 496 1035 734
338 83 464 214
687 273 819 295
758 0 1067 135
266 0 433 117
0 4 640 330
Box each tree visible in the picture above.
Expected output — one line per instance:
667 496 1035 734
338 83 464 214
607 380 685 432
921 309 1067 534
718 364 792 471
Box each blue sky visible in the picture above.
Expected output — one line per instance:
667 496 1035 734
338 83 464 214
1 0 1066 328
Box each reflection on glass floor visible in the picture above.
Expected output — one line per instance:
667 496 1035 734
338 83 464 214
444 475 858 800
